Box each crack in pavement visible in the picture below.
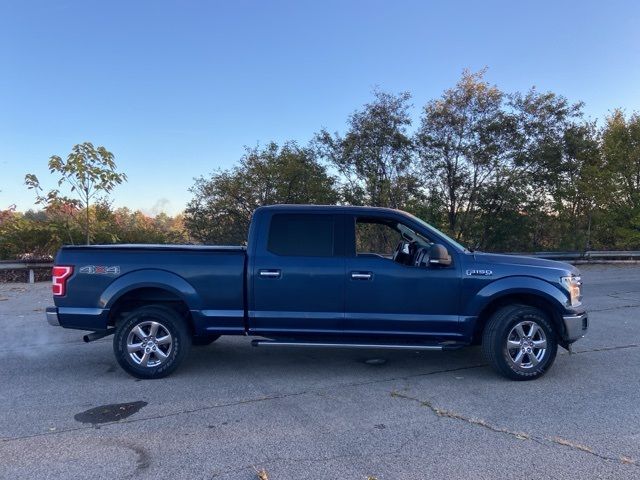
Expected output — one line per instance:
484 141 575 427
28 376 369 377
569 343 640 355
2 342 638 445
389 391 638 469
1 363 486 443
589 303 640 312
604 289 640 299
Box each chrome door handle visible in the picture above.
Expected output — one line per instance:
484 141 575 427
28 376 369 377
351 272 372 280
259 269 281 278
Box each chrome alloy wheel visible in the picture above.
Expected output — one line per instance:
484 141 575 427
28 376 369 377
126 320 173 367
506 320 547 369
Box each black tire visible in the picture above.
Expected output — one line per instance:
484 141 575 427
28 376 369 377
192 335 221 346
113 305 191 379
482 304 558 380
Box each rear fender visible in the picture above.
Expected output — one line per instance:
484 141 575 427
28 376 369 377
99 269 201 310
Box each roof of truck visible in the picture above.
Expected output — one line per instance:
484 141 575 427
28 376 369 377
255 204 408 215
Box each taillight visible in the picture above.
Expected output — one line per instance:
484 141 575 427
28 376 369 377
52 266 73 296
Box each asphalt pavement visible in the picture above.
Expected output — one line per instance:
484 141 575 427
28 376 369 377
1 264 639 479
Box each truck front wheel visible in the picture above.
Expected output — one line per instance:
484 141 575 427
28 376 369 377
482 305 558 380
113 305 191 379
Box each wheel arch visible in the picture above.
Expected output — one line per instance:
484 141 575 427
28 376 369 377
469 277 568 344
473 293 564 343
101 270 200 333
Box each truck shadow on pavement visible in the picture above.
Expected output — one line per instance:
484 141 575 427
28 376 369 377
176 339 491 381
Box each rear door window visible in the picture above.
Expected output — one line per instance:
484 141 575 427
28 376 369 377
267 214 335 256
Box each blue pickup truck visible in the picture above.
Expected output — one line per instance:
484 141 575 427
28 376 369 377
46 205 588 380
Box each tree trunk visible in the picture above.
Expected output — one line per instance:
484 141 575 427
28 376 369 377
585 210 592 252
85 192 90 245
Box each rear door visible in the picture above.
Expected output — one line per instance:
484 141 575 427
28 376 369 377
249 212 345 334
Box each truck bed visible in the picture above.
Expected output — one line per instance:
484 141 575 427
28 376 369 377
53 244 247 333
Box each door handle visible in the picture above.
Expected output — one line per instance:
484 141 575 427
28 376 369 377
350 272 372 280
259 269 281 278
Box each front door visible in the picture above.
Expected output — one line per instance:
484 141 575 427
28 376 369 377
249 212 345 335
343 214 461 339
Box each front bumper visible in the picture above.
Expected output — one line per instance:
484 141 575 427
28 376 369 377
562 312 588 342
46 307 60 326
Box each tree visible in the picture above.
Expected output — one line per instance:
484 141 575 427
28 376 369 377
414 70 593 251
553 122 603 250
415 70 515 243
315 90 420 209
184 142 338 244
25 142 127 244
508 89 587 250
599 110 640 247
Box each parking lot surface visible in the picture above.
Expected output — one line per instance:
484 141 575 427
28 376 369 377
1 264 639 479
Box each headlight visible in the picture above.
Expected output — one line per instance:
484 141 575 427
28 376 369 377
561 275 582 307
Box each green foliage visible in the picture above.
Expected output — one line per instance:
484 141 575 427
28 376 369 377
25 142 127 244
184 141 338 244
0 209 59 259
315 90 419 209
596 110 640 248
0 204 186 260
416 69 515 241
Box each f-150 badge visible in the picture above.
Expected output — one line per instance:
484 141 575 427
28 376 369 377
79 265 120 275
466 269 493 276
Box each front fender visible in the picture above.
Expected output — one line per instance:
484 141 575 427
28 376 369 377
99 269 201 310
466 275 570 317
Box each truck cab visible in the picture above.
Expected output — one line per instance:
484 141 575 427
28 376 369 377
248 206 463 339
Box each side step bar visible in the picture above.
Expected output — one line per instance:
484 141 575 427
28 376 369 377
251 339 445 351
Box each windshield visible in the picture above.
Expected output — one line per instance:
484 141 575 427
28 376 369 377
403 212 467 252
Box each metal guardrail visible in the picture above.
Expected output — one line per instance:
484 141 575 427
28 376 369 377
0 261 54 283
508 251 640 261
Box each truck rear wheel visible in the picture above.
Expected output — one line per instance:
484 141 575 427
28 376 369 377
113 305 191 379
482 305 558 380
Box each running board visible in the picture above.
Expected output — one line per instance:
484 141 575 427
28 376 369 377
251 339 445 351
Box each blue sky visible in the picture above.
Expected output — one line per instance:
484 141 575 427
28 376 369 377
2 0 639 215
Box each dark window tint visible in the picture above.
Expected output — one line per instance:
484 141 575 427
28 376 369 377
268 214 334 256
355 219 401 257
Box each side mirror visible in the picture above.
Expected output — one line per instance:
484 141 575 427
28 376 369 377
429 244 452 267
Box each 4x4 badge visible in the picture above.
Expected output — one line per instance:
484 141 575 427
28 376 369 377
79 265 120 275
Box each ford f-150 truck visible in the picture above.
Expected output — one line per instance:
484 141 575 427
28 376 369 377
46 205 588 380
